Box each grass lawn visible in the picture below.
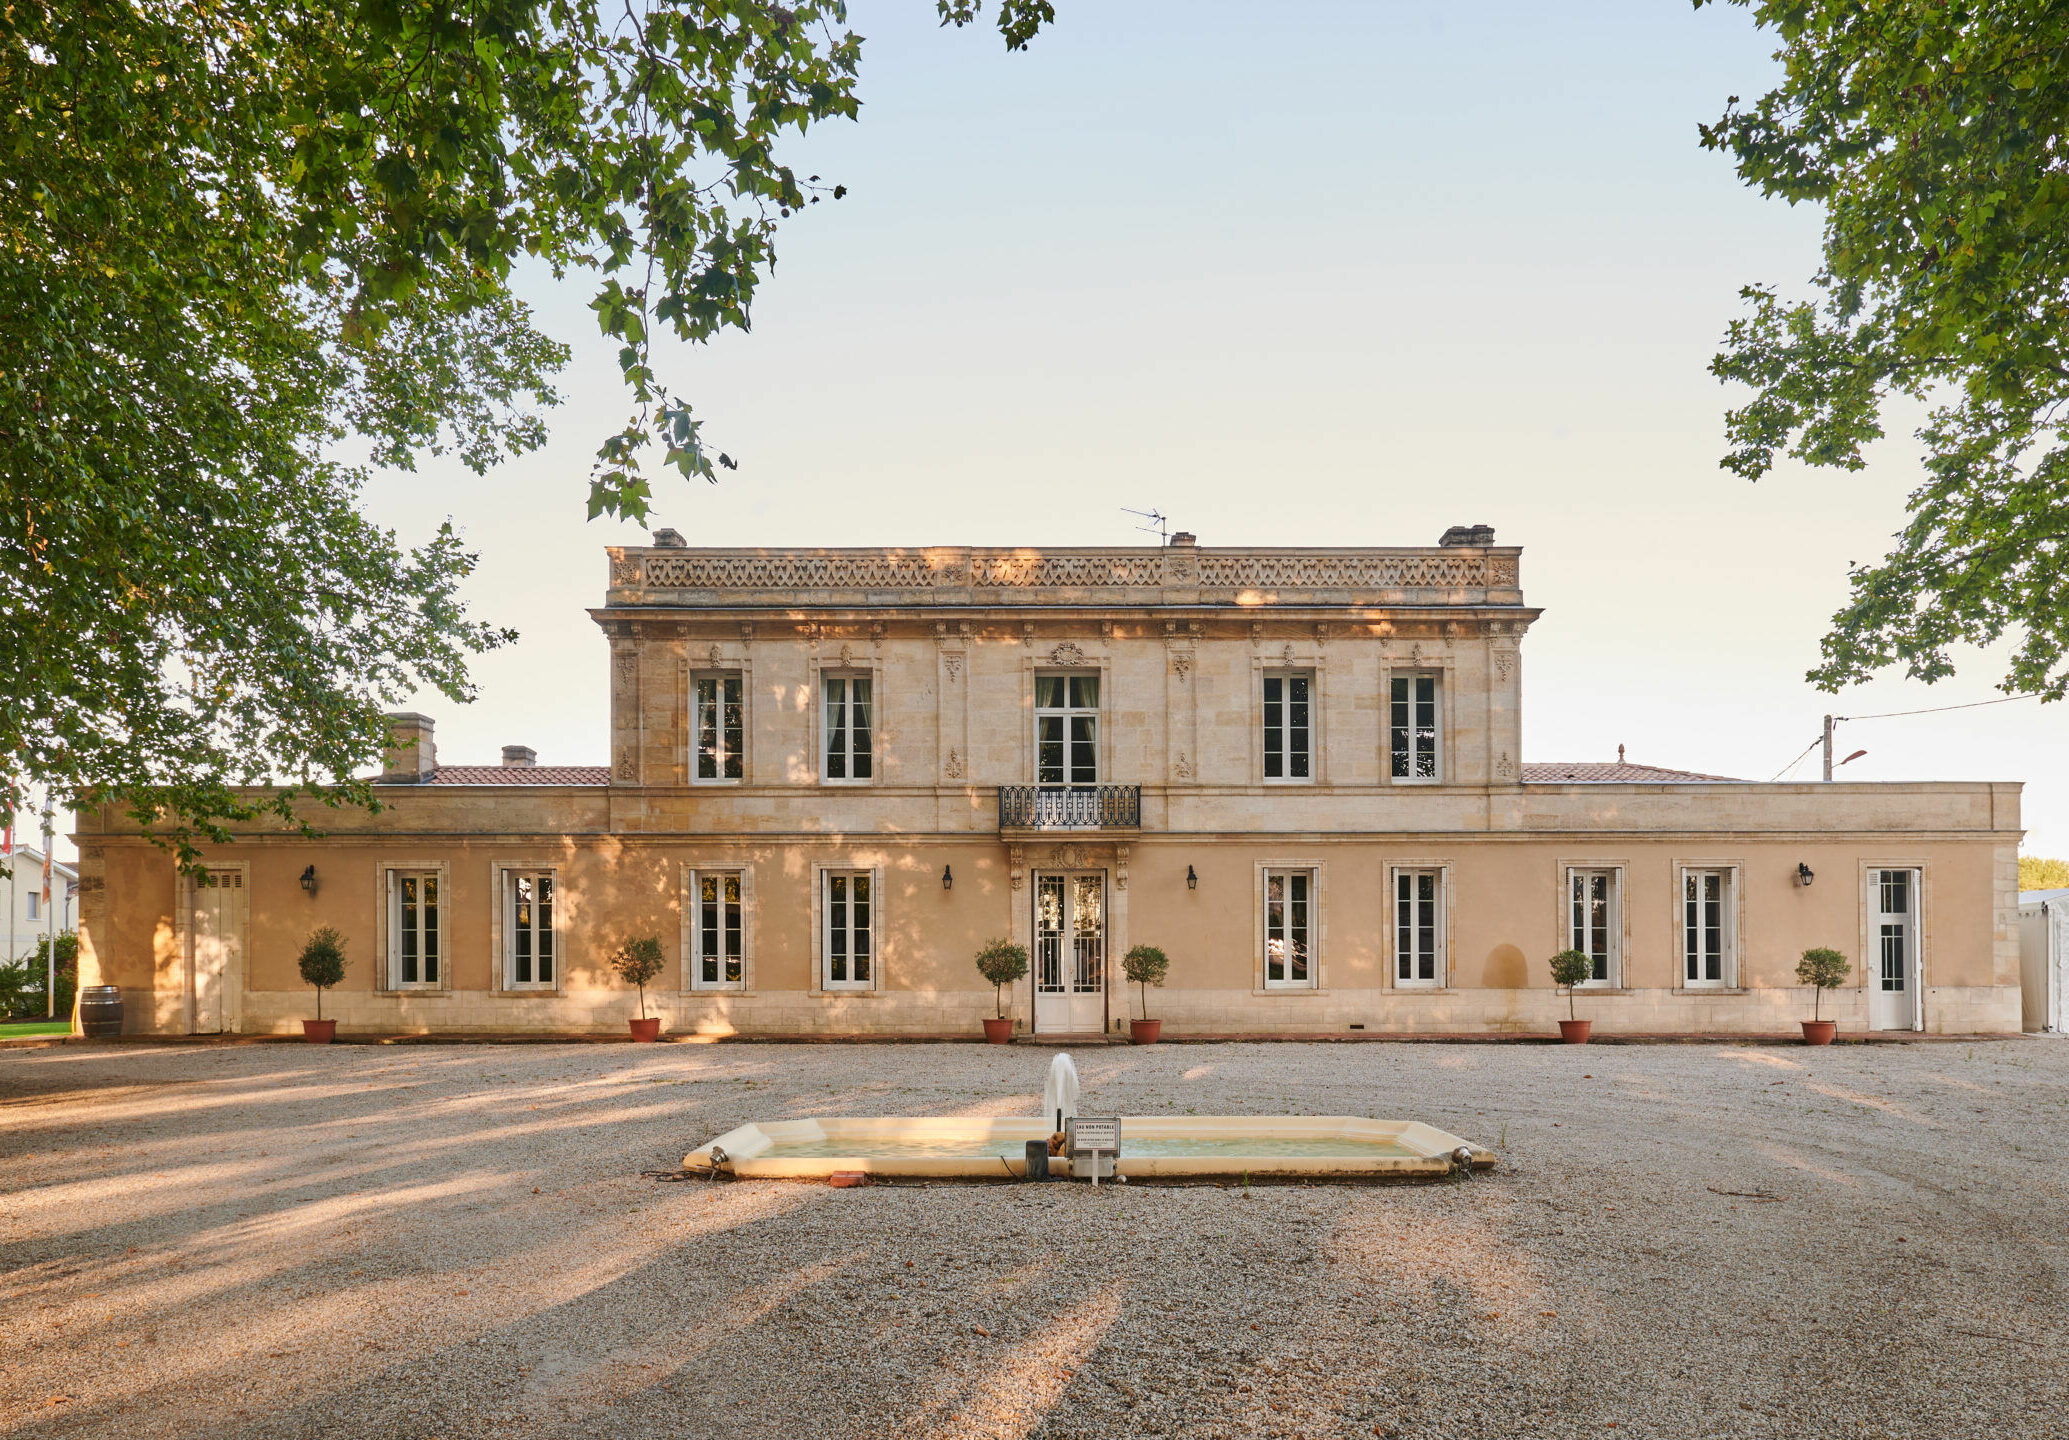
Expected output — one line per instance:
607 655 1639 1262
0 1020 70 1037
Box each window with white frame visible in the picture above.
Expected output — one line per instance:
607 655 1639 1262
1035 674 1099 785
1568 868 1618 984
25 892 38 921
694 871 745 990
1262 671 1313 781
1263 868 1315 989
1682 868 1735 987
822 673 873 782
1390 673 1440 781
693 672 745 782
822 869 874 990
387 869 441 988
1395 869 1443 985
503 870 556 990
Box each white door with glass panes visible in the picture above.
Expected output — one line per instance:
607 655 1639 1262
821 870 874 991
1870 868 1920 1031
1395 870 1442 986
1034 873 1106 1033
1682 869 1732 987
822 675 872 781
1035 675 1099 785
504 872 556 989
694 872 744 990
1263 869 1315 988
187 869 242 1033
1569 869 1617 985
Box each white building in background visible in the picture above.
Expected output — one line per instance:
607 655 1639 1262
2018 888 2069 1033
5 845 77 962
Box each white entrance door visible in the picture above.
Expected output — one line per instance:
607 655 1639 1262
189 869 243 1034
1869 868 1920 1032
1034 872 1106 1034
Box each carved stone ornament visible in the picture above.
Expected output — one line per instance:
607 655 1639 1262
1376 619 1395 638
611 556 642 586
838 642 854 668
613 652 637 684
800 622 822 644
615 750 638 782
1250 621 1266 645
1314 623 1331 645
1008 844 1026 890
1489 555 1520 585
1407 643 1424 666
1173 751 1194 780
944 652 964 681
944 748 965 780
1280 643 1297 666
1168 550 1196 582
1100 619 1115 639
738 621 755 643
1048 843 1084 868
1496 750 1517 780
1048 642 1088 666
707 644 723 668
1494 650 1516 681
870 621 886 644
1022 622 1035 647
1115 844 1131 891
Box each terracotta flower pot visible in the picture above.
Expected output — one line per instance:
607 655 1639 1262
302 1019 336 1044
1558 1019 1592 1045
1801 1019 1836 1046
982 1017 1014 1044
1130 1019 1162 1045
629 1017 662 1042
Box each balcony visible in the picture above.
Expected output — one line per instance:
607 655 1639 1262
998 785 1141 835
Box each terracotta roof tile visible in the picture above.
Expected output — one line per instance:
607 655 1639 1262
1521 761 1740 784
390 765 612 786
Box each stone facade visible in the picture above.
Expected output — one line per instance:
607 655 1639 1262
74 535 2025 1037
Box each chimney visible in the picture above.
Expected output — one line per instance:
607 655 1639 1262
381 713 437 783
1438 524 1497 547
501 745 538 769
1168 531 1197 548
651 527 687 548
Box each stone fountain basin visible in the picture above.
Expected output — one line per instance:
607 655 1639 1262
685 1116 1495 1181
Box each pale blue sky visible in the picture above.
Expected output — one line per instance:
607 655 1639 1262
343 1 2064 850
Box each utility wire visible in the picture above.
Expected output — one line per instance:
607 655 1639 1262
1837 694 2042 722
1769 736 1823 783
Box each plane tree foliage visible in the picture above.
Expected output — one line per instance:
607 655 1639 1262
1701 0 2069 698
0 0 1048 865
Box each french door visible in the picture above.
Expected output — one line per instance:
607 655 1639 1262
187 869 243 1034
1033 872 1106 1034
1870 868 1921 1031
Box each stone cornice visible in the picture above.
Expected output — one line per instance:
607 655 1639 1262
602 544 1525 609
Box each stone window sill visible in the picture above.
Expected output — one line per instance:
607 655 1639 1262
809 989 886 999
1573 988 1637 997
685 990 757 999
375 989 450 998
1389 986 1456 995
1672 987 1749 997
491 988 567 999
1253 987 1327 997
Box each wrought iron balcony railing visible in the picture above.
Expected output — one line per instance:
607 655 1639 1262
998 784 1142 832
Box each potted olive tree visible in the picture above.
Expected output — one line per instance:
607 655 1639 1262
1548 948 1594 1044
1122 944 1170 1044
1796 946 1849 1045
974 938 1028 1043
610 936 667 1041
297 927 348 1043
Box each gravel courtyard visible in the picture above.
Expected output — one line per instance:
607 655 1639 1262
1 1038 2065 1440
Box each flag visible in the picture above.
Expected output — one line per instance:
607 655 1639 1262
42 847 52 904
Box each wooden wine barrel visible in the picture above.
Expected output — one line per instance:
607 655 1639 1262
78 985 123 1038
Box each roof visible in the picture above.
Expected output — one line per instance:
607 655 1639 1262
1522 761 1741 784
410 766 612 786
2020 889 2069 906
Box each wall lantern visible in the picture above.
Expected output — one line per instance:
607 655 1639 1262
1796 863 1815 888
941 864 953 892
1186 865 1198 892
299 864 319 895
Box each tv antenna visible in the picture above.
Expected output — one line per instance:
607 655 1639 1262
1122 507 1172 543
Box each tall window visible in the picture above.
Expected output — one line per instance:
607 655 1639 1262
1262 672 1312 781
822 870 874 991
1568 869 1618 985
389 870 440 988
1263 869 1314 989
1875 868 1916 994
1036 674 1099 785
25 892 38 920
1390 674 1440 781
694 872 744 990
1395 869 1443 985
693 673 744 782
1682 869 1733 987
504 871 555 990
822 674 873 782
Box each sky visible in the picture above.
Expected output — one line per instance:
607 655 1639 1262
103 0 2069 859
